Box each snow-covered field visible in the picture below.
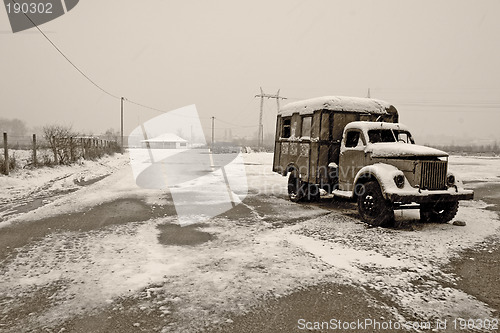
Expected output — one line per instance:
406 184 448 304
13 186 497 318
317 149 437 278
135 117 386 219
448 155 500 183
0 153 499 332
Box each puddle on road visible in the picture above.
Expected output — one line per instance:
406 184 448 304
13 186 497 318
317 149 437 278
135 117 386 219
157 223 214 246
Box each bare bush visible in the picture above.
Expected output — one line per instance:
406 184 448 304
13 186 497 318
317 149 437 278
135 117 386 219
43 124 78 165
38 149 55 167
0 152 17 174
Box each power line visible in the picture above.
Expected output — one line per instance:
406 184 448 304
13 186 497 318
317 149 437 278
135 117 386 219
215 118 260 128
125 98 169 113
14 3 213 120
255 87 286 150
12 6 296 130
202 126 258 131
124 98 211 119
394 102 500 109
216 96 259 126
12 0 121 100
18 4 499 121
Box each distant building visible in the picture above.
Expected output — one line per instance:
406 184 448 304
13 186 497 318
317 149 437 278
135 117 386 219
141 133 188 149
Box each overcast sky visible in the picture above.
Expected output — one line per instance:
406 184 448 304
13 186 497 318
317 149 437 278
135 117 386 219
1 0 499 144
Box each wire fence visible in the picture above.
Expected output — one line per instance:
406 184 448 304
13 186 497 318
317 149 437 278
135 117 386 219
4 134 50 149
1 133 120 175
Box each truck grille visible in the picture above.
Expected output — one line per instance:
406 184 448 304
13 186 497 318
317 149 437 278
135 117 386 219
419 161 447 190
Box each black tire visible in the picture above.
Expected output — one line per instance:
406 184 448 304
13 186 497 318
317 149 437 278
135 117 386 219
357 181 394 227
288 172 304 202
305 183 321 202
420 201 459 223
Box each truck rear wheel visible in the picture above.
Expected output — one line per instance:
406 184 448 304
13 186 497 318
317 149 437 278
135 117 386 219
420 201 459 223
357 181 394 227
306 184 321 202
288 172 304 202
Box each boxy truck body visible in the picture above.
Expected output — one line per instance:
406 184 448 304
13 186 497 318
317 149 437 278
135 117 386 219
273 96 398 189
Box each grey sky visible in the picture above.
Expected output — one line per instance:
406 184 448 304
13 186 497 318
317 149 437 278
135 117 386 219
1 0 499 144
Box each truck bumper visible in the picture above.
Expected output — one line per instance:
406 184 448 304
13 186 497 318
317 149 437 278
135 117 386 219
387 189 474 204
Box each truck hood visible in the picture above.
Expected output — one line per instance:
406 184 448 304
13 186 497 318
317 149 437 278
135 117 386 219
367 143 448 158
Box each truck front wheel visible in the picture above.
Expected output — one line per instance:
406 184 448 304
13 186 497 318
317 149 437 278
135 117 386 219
420 201 459 223
357 181 394 227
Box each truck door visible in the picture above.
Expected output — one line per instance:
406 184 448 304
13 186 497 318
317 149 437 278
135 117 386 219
338 130 366 191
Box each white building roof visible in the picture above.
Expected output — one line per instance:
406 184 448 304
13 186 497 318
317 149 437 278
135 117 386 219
141 133 187 143
278 96 393 117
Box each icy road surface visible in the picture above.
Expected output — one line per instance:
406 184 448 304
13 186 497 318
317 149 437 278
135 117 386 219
0 153 499 332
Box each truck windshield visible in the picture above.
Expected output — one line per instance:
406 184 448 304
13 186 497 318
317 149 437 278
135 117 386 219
368 130 396 143
368 129 415 144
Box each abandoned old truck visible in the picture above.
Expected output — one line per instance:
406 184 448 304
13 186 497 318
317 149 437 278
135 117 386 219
273 96 474 226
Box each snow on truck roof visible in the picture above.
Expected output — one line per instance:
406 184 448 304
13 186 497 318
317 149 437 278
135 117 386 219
278 96 394 117
345 121 410 132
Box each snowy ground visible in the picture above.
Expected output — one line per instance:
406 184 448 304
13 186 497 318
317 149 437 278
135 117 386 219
0 153 499 332
448 155 500 183
0 152 129 225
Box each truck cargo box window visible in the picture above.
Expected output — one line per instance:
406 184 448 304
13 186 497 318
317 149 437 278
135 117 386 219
282 118 291 138
301 116 312 138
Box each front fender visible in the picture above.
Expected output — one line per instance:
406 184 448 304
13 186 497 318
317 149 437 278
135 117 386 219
354 163 404 195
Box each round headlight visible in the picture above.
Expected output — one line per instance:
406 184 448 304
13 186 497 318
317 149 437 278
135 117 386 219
394 174 405 188
447 174 455 186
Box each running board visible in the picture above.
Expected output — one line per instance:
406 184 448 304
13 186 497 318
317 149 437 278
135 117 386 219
332 189 353 199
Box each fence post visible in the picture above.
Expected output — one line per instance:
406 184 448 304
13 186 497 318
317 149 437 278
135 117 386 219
80 138 85 159
3 132 9 175
70 137 74 162
32 134 37 167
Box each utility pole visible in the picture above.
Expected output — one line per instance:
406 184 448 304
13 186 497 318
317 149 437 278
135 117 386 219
367 88 371 98
255 87 287 150
120 97 124 153
211 116 215 152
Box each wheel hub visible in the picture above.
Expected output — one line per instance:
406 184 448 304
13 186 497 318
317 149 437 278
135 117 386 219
362 194 377 216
